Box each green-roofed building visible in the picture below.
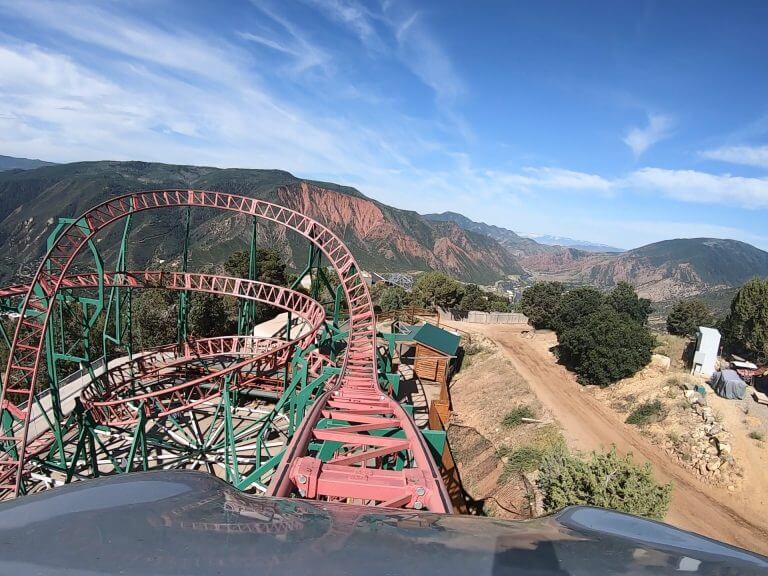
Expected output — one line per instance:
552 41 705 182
409 323 461 384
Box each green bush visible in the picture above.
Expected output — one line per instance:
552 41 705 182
606 282 652 325
666 298 714 337
722 278 768 361
502 446 546 480
379 286 408 312
626 400 666 426
555 287 605 333
502 405 535 427
519 282 565 329
538 448 672 520
557 305 655 386
748 431 764 441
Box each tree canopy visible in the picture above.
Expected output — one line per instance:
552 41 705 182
557 304 654 386
518 281 565 329
379 286 408 312
409 272 463 309
606 281 652 324
666 298 714 337
722 278 768 361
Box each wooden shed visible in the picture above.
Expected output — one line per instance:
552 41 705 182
410 323 460 385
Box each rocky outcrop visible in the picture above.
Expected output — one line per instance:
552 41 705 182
663 387 742 491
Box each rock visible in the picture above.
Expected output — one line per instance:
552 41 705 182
698 462 708 475
728 485 736 492
707 459 722 472
705 446 719 456
651 354 671 372
708 424 722 435
718 443 732 455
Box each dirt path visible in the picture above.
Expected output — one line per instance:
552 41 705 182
447 321 768 555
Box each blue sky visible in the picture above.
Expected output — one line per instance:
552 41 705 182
1 1 768 249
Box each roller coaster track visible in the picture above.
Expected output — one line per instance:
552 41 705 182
0 190 451 512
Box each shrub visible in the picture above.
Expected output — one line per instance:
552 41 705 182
538 448 672 520
721 278 768 361
503 446 545 478
555 286 605 333
518 282 565 330
410 272 463 309
379 286 408 312
557 306 655 386
748 431 765 441
666 298 715 337
626 400 666 426
606 282 652 325
502 405 535 427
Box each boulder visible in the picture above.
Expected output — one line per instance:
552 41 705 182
651 354 671 372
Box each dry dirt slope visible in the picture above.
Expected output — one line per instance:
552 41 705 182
444 321 768 555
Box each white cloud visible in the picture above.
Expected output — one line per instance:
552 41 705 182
700 145 768 169
626 167 768 208
303 0 384 52
623 113 675 157
486 167 614 194
0 0 245 84
246 1 330 74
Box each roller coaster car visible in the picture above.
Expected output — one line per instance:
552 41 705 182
0 470 765 575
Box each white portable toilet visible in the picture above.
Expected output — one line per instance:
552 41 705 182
691 326 721 377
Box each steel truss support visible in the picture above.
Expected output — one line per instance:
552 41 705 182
0 190 449 513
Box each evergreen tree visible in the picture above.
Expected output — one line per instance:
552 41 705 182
666 298 714 337
518 282 565 329
606 282 652 324
722 278 768 360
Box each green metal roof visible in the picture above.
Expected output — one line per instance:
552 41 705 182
410 323 460 357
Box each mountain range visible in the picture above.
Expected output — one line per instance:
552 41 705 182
0 157 767 307
0 160 520 284
0 155 55 171
518 233 624 253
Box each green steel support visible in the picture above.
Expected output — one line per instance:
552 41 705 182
103 212 133 361
238 216 260 335
176 206 191 344
222 372 240 484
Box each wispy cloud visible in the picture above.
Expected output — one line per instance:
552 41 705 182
305 0 469 137
623 112 675 157
700 144 768 169
303 0 384 52
626 167 768 209
0 0 245 84
486 167 614 194
246 0 330 74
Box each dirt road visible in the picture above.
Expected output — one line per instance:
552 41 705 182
448 322 768 555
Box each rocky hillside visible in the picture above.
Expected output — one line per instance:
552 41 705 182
422 211 552 257
0 161 522 284
521 238 768 301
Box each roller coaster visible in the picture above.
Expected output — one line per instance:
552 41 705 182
0 190 451 512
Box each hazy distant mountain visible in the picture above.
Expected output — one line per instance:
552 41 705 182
520 233 624 253
422 211 552 257
521 238 768 301
0 155 55 171
0 161 522 284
